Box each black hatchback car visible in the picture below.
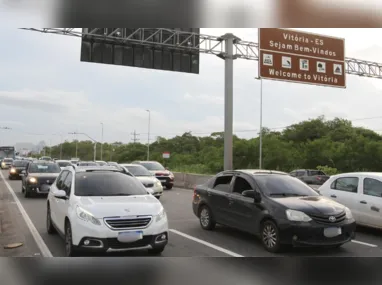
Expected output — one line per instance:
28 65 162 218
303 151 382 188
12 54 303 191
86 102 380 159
20 161 61 198
8 159 29 179
192 169 356 253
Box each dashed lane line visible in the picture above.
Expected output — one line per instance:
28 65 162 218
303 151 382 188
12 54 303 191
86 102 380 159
0 171 53 257
169 229 244 257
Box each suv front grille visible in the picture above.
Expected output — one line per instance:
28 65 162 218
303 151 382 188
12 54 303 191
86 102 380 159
309 211 346 225
104 216 152 229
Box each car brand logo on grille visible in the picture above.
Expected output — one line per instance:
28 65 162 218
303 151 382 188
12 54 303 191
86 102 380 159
329 216 336 222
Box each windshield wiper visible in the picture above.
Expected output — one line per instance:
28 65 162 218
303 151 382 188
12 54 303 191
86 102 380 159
108 193 133 196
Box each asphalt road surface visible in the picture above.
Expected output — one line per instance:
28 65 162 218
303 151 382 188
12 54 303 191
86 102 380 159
2 169 382 257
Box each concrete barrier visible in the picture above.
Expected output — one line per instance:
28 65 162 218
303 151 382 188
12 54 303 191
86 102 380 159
173 172 321 190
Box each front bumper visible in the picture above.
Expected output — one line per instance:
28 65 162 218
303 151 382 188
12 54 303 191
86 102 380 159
70 214 169 253
9 172 20 179
278 219 356 247
26 183 52 194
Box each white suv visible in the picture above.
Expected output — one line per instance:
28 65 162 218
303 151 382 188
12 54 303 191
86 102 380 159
46 166 169 256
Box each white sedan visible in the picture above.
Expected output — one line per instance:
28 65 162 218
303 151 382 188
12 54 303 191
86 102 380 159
119 164 164 199
318 172 382 229
46 166 169 256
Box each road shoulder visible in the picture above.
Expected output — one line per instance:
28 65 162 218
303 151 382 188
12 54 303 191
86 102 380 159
0 175 42 257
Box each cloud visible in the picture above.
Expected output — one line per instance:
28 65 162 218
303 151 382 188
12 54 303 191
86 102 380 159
183 93 224 105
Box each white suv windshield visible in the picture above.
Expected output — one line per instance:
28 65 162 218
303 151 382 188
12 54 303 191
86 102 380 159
74 172 148 196
140 162 165 171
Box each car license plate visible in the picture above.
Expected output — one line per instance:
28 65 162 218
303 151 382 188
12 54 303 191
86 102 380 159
117 231 143 243
159 179 166 182
324 227 342 238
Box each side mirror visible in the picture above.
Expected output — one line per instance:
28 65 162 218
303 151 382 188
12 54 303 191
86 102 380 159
54 190 67 199
242 190 261 202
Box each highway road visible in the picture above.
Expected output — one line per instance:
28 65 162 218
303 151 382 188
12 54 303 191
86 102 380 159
1 169 382 257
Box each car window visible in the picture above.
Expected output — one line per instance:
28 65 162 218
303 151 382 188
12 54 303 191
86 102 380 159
140 162 165 171
62 172 73 195
56 171 69 190
363 178 382 198
29 163 61 173
289 171 296 177
123 165 152 176
296 171 305 177
74 171 148 196
12 160 28 167
232 176 253 195
255 174 319 197
331 177 358 193
309 170 325 176
212 175 233 193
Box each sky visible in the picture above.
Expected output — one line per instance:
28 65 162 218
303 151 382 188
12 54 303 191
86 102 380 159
0 27 382 147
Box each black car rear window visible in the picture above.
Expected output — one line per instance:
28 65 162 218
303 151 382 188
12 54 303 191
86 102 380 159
13 160 28 167
255 174 319 197
74 172 148 196
29 163 61 173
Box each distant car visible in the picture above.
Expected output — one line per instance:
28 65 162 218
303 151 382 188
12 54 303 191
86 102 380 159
8 159 29 180
318 172 382 230
120 164 164 199
40 156 52 161
132 161 174 190
289 169 330 185
56 160 72 170
1 158 14 169
107 162 119 167
192 169 356 253
95 160 107 166
46 166 168 256
77 161 98 167
20 161 61 198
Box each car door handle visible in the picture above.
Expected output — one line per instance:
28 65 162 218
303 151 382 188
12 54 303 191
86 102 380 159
360 200 367 204
371 206 379 212
330 195 337 198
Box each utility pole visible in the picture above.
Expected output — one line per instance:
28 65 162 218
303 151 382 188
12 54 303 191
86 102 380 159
131 130 140 143
100 122 104 160
146 110 151 161
217 33 240 171
60 134 63 159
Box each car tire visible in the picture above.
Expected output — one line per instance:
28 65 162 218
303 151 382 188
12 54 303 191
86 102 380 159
24 186 30 198
46 204 56 234
65 221 79 257
148 246 165 255
261 220 283 253
199 205 216 230
166 185 173 190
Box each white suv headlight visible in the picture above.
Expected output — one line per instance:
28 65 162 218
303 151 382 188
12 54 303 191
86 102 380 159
286 209 312 222
155 208 166 222
76 206 101 225
345 207 353 220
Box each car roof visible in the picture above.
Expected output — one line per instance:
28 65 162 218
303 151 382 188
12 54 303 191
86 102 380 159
134 161 159 163
331 172 382 179
30 161 56 164
121 163 142 167
56 160 70 162
73 166 123 173
232 169 288 175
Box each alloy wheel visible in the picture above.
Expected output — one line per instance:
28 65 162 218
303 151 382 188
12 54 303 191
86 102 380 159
262 224 277 249
200 208 210 227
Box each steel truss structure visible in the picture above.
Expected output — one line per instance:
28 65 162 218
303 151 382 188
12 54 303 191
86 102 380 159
21 28 382 79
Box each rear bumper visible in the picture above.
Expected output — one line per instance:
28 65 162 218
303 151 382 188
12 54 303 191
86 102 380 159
278 219 356 247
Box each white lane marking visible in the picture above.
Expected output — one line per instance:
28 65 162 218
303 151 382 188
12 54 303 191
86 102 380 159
169 229 244 257
351 240 378 247
0 171 53 257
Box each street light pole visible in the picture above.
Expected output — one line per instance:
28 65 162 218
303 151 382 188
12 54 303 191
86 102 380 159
255 76 263 169
146 110 151 161
69 132 98 161
100 122 104 160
